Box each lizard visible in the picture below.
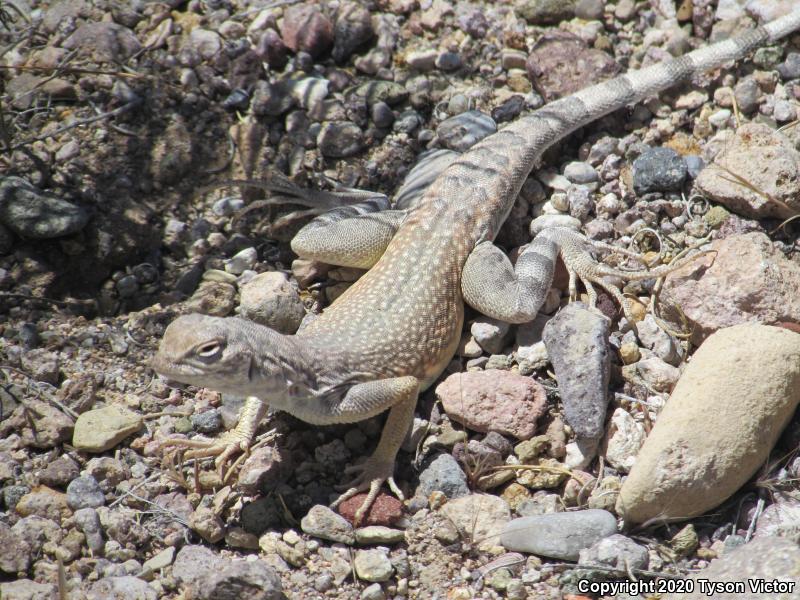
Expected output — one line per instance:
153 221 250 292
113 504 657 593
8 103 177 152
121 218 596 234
152 9 800 524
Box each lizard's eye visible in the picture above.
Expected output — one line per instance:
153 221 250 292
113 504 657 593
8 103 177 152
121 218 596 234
195 341 223 359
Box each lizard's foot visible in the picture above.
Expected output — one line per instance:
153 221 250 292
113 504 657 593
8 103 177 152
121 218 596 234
160 429 251 483
331 457 404 525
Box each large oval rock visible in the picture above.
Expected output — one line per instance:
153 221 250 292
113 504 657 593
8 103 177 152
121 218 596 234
500 509 617 560
616 323 800 524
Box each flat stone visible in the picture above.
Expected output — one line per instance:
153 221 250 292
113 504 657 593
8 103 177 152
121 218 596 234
416 453 470 499
695 123 800 219
337 493 403 527
240 271 305 334
173 545 283 600
663 537 800 600
662 232 800 344
501 509 618 560
440 493 512 551
86 576 157 600
0 580 57 599
0 177 89 239
301 504 355 544
354 526 406 545
542 303 610 439
72 405 143 452
616 324 800 524
354 549 394 582
436 370 547 440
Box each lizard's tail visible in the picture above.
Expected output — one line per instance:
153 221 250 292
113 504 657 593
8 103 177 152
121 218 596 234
441 8 800 236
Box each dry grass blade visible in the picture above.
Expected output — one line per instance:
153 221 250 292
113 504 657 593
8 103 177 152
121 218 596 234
711 163 800 217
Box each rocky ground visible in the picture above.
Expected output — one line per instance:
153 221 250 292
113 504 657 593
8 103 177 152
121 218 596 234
2 0 800 598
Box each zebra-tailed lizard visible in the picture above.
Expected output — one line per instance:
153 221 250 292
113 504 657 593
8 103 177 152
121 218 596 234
152 10 800 523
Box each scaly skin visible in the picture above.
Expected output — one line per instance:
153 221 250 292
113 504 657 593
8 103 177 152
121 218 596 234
153 10 800 524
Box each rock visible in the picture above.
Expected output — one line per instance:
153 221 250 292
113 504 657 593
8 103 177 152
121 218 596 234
360 583 385 600
189 28 222 60
256 29 289 70
66 475 105 510
471 317 512 354
755 500 800 538
237 446 291 495
663 537 800 600
173 545 283 600
564 161 599 185
354 526 405 545
435 51 462 71
500 509 618 560
62 22 141 62
240 271 305 334
281 3 334 58
186 280 237 317
695 123 800 219
317 121 364 157
603 408 646 473
406 49 438 71
621 356 681 394
661 232 800 343
301 505 356 544
72 405 143 452
189 506 225 544
526 32 620 101
733 77 760 113
7 397 73 449
616 324 800 524
143 546 176 572
436 370 547 439
416 453 470 499
578 534 649 570
15 486 71 522
241 497 283 536
515 0 577 24
338 493 403 527
0 579 58 599
575 0 604 19
354 549 394 582
332 3 374 64
0 177 90 239
38 455 80 488
542 303 610 439
87 577 157 600
632 147 687 194
440 493 512 551
0 521 31 574
73 507 104 553
778 52 800 79
436 110 497 152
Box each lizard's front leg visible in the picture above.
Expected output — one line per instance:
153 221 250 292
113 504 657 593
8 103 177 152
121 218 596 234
329 376 419 524
161 395 268 482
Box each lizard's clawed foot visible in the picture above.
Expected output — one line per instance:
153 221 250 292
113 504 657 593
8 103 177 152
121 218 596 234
160 430 251 483
331 457 404 525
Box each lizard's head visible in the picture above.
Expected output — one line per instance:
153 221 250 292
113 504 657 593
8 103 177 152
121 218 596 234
151 313 303 397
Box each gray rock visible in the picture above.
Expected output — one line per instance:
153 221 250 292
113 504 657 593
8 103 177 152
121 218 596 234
471 317 512 354
632 147 687 194
74 507 105 554
542 303 610 439
567 185 594 221
435 51 462 71
564 161 599 185
416 453 470 499
578 534 649 570
2 485 29 512
0 580 58 600
191 409 222 434
86 576 157 600
440 493 512 551
63 22 141 62
318 121 365 157
778 51 800 80
251 80 296 116
663 537 800 600
406 49 438 70
515 0 577 24
773 99 797 122
66 475 105 510
684 155 705 179
173 545 283 600
240 497 283 536
237 446 292 496
733 77 760 113
38 455 80 488
360 583 386 600
0 177 89 239
436 111 497 152
301 505 356 544
501 509 617 560
636 313 681 365
240 271 306 334
354 549 394 582
575 0 604 19
332 2 374 64
0 521 31 574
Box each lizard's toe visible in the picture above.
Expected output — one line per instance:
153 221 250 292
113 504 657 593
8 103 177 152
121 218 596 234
160 431 249 483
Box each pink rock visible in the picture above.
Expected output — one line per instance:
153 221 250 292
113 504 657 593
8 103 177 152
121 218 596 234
662 232 800 344
436 370 547 440
280 4 333 58
337 493 403 526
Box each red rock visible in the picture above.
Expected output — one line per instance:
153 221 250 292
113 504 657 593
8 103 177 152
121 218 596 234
435 370 547 440
337 493 403 526
280 4 333 59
